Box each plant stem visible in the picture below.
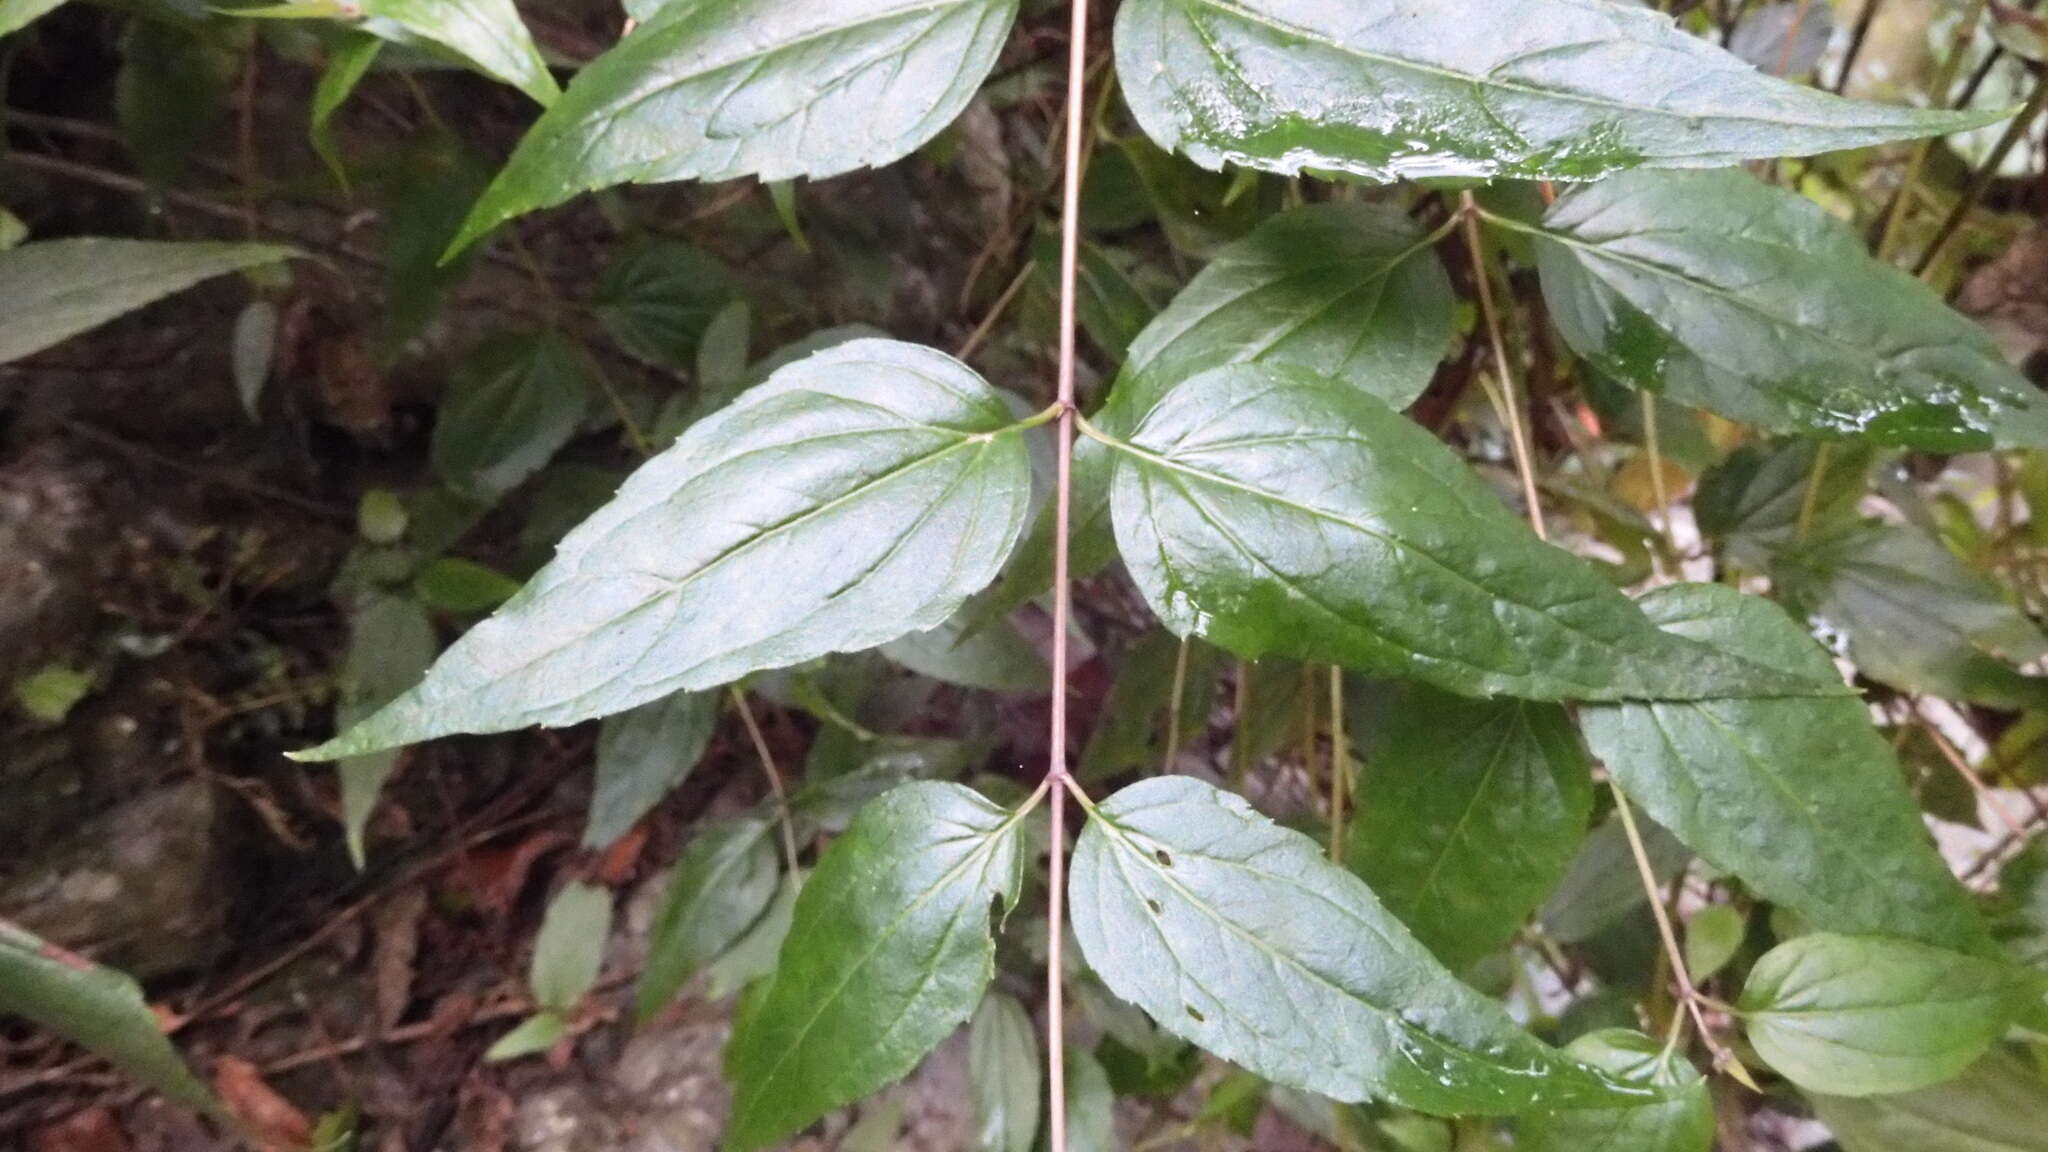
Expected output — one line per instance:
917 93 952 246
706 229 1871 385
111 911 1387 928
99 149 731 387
1327 667 1347 863
1833 0 1886 93
1793 442 1833 544
1914 63 2048 278
729 687 802 876
1163 636 1191 773
1612 787 1725 1067
1461 193 1547 540
956 261 1037 361
1641 393 1676 557
1877 0 1992 261
1045 1 1096 1146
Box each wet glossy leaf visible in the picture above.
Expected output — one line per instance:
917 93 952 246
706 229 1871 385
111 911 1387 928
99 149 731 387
1579 583 1991 954
297 340 1033 760
1103 363 1834 701
0 239 298 366
1737 933 2038 1096
431 331 592 502
637 816 780 1021
969 991 1040 1152
1115 0 1995 183
1518 1029 1712 1152
0 0 65 36
1069 775 1648 1114
880 613 1047 692
531 882 612 1011
1780 522 2048 710
1808 1049 2048 1152
335 592 439 868
1524 169 2048 451
592 241 733 371
0 922 215 1115
449 0 1020 254
1348 683 1593 973
585 690 718 848
725 782 1030 1151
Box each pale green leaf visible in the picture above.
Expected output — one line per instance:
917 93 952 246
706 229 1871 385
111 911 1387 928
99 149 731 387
484 1010 567 1062
335 592 438 868
969 991 1040 1152
1069 775 1648 1114
585 690 718 848
0 239 298 366
0 0 66 37
1683 905 1746 983
296 340 1034 760
636 816 780 1021
703 871 799 1000
880 612 1047 692
244 0 557 106
311 34 383 191
1064 1046 1117 1152
531 882 612 1012
1809 1049 2048 1152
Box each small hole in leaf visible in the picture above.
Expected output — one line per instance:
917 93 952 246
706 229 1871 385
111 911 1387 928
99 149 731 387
1145 898 1163 915
1153 849 1173 867
1186 1005 1206 1022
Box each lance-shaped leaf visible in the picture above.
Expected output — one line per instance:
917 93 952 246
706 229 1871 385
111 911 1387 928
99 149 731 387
239 0 557 107
449 0 1019 254
0 239 298 366
969 991 1042 1152
296 340 1033 760
1348 683 1593 973
0 921 216 1116
1100 363 1835 701
1068 775 1650 1114
1737 933 2038 1097
1808 1049 2048 1152
1518 168 2048 450
585 690 718 848
1579 583 1992 955
1518 1030 1713 1152
725 782 1031 1150
636 816 779 1021
1114 0 2000 183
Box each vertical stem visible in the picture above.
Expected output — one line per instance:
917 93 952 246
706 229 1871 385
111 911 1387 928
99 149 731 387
1228 661 1254 791
1793 442 1833 544
1612 788 1723 1063
1833 0 1886 94
1163 636 1191 773
1877 0 1992 261
1461 193 1547 540
729 687 802 876
1045 2 1095 1147
1327 667 1347 863
1642 393 1675 556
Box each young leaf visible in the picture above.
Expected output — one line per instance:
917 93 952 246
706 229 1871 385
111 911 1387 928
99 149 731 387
0 921 216 1116
585 690 718 848
1101 363 1835 701
310 34 383 191
1737 934 2038 1097
335 592 439 869
1068 775 1648 1114
244 0 558 107
484 1011 567 1062
724 782 1031 1150
1517 1030 1713 1152
969 991 1042 1152
431 331 592 502
295 340 1034 760
447 0 1020 254
0 239 298 366
1578 583 1992 954
0 0 65 37
636 816 780 1022
1114 0 2001 183
530 882 612 1012
592 240 734 371
1347 683 1593 973
1519 169 2048 451
1808 1049 2048 1152
1683 905 1747 984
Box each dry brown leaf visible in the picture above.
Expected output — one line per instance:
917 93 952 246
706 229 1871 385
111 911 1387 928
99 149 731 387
29 1107 131 1152
371 886 428 1032
213 1056 311 1152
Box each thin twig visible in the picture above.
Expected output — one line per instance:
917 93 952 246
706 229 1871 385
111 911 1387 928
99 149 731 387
1327 667 1347 863
1914 62 2048 278
956 261 1037 362
1913 702 2030 837
1612 788 1728 1069
729 688 802 875
1163 636 1191 773
1460 194 1547 539
1833 0 1887 93
1876 0 1993 261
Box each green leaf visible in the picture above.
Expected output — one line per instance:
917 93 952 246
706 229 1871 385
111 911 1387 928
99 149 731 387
1114 0 2000 183
703 870 799 1000
1063 1046 1117 1152
1578 583 1991 954
637 816 780 1021
531 882 612 1012
1108 200 1453 429
1537 809 1688 945
431 331 591 502
592 240 733 371
0 0 67 37
12 664 91 725
1737 933 2037 1096
1101 363 1834 701
1032 230 1161 363
1068 775 1648 1114
1347 682 1593 973
1694 438 1875 571
0 239 298 366
116 20 235 189
0 921 215 1115
1517 1030 1712 1152
335 592 438 868
483 1010 567 1062
248 0 558 106
725 782 1031 1151
296 340 1034 760
1683 904 1747 983
1078 631 1222 781
585 690 718 848
1779 523 2048 710
311 34 382 191
411 556 523 615
1809 1049 2048 1152
447 0 1020 254
879 612 1047 692
969 991 1041 1152
1519 169 2048 451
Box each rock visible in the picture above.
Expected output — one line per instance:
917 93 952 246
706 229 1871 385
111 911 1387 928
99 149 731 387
0 780 224 979
512 1085 621 1152
612 1002 731 1152
0 447 100 685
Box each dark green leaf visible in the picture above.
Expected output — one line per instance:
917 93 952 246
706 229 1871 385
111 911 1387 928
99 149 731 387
310 34 382 190
297 340 1034 760
1809 1049 2048 1152
1032 231 1160 363
969 991 1040 1152
880 613 1047 692
585 690 718 848
1694 438 1875 571
1537 810 1687 945
116 20 235 188
1347 683 1593 973
1518 1029 1712 1152
593 240 733 371
0 921 215 1115
1579 583 1991 954
411 556 521 615
1522 169 2048 451
1737 933 2037 1096
1069 775 1648 1114
1115 0 1998 182
1779 523 2048 710
381 138 492 349
637 816 780 1020
531 882 612 1012
0 239 298 366
725 782 1031 1150
1079 631 1222 781
448 0 1020 254
1102 363 1834 701
431 331 591 502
